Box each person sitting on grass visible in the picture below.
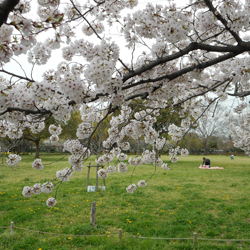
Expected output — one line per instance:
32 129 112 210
202 157 211 168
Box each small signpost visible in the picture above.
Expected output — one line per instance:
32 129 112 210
87 186 106 192
86 162 106 192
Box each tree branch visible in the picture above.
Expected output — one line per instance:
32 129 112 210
173 78 232 107
0 69 34 82
203 0 243 45
0 0 20 27
228 90 250 97
122 52 240 92
122 43 245 83
0 107 51 116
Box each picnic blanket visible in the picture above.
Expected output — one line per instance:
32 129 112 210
199 165 224 169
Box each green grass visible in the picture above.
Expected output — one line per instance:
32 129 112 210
0 154 250 249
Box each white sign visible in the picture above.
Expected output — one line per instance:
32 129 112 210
87 186 106 192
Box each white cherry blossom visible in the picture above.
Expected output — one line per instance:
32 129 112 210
126 184 137 193
46 197 57 207
6 154 22 166
32 159 43 170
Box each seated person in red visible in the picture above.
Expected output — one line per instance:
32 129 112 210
202 157 211 168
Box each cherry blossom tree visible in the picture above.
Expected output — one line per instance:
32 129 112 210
1 0 250 206
195 105 228 154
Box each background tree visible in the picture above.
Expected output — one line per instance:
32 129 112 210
194 106 228 154
179 132 202 155
89 115 110 156
23 110 83 157
22 118 56 158
60 111 82 140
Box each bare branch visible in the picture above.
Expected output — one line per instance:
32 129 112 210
173 78 232 107
0 69 34 82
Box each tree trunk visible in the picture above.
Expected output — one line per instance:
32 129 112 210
202 139 209 155
35 140 40 158
47 145 51 154
16 144 21 154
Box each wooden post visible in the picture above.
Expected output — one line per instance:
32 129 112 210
96 164 99 191
11 221 14 234
193 232 197 247
90 202 96 227
119 229 122 239
86 162 91 191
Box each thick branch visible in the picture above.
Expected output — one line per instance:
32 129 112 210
228 91 250 97
122 43 245 83
0 0 20 27
69 51 244 107
123 51 240 92
0 107 51 116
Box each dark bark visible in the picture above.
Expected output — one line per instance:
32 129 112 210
0 0 20 27
35 140 40 159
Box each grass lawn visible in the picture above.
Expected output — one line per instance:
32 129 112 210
0 154 250 249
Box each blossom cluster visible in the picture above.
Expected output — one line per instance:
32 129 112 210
56 167 73 182
32 159 43 170
49 124 62 142
30 122 45 134
22 182 56 207
64 139 90 157
6 154 22 166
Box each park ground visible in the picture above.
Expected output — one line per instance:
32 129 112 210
0 154 250 249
